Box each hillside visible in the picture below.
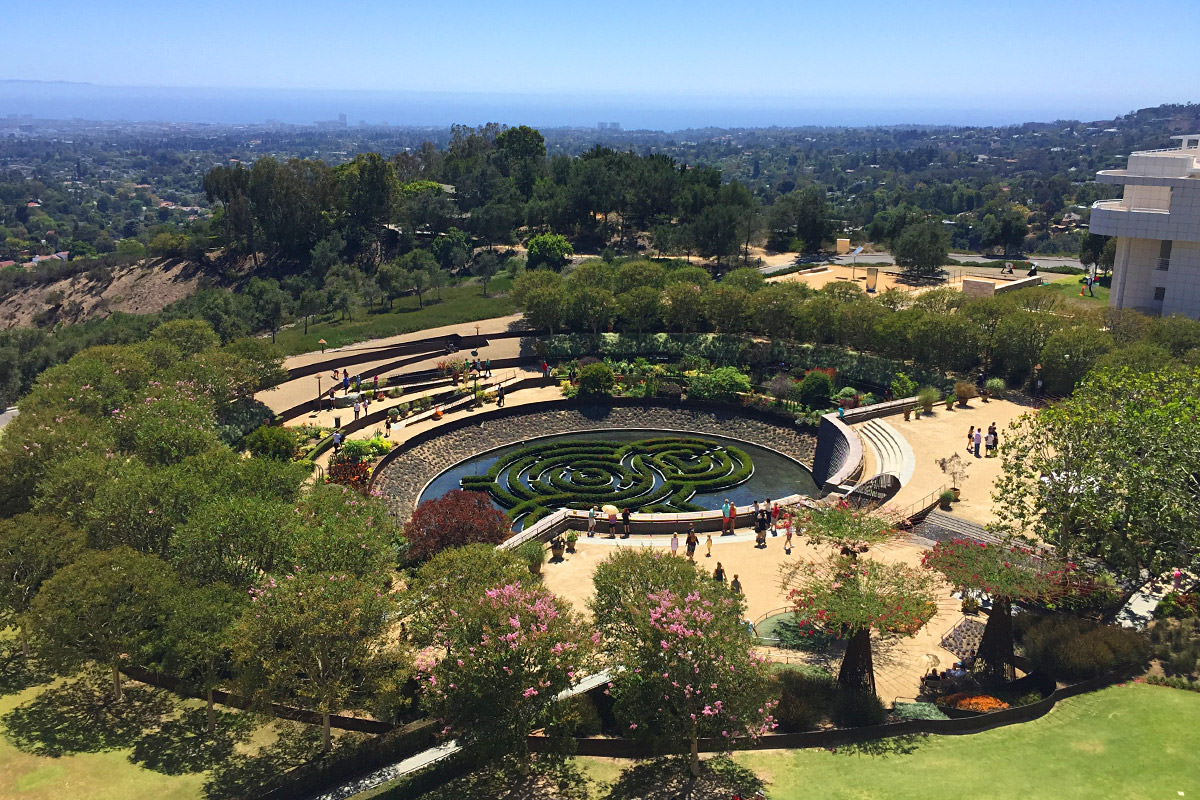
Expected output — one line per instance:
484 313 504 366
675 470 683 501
0 257 209 330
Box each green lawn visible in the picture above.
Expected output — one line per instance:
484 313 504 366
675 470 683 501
274 278 517 356
1042 274 1111 307
728 683 1199 800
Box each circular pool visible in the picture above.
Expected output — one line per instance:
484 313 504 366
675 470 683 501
418 428 817 528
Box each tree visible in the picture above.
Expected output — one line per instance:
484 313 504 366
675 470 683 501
404 489 510 563
292 484 405 577
171 495 297 588
403 544 530 647
159 583 245 733
922 538 1087 680
617 286 662 337
782 553 937 696
472 250 500 297
592 551 775 776
524 284 569 333
150 319 219 357
298 288 325 333
893 221 949 281
768 186 827 252
245 277 291 342
0 513 85 654
703 286 749 332
1038 325 1112 396
796 370 834 410
992 367 1200 583
244 425 297 461
686 366 750 403
526 232 573 271
416 581 595 761
661 281 704 334
569 285 616 335
232 571 397 752
29 546 178 701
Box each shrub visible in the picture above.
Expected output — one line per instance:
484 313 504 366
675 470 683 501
577 362 616 397
773 666 838 732
656 381 683 401
403 490 511 562
890 371 919 399
985 377 1006 397
892 701 949 721
833 690 886 728
797 370 834 410
339 438 372 464
1020 614 1150 680
327 457 371 491
1154 592 1199 620
1147 674 1200 692
365 436 392 457
688 366 752 403
917 386 940 412
515 540 547 573
244 425 297 460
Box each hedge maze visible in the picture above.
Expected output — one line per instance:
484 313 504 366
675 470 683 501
460 437 754 525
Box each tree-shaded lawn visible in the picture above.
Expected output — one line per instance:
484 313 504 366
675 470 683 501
274 278 517 355
730 683 1198 800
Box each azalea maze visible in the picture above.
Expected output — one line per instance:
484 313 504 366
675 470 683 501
460 437 754 524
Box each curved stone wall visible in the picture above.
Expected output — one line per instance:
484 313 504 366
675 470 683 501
374 404 817 519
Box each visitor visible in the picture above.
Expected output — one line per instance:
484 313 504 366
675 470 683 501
607 508 618 538
384 417 391 437
328 387 336 409
721 499 731 534
332 430 343 454
770 500 780 528
342 372 350 393
990 423 1000 451
972 428 982 458
686 528 698 560
540 360 549 378
705 533 713 558
966 426 975 454
621 507 631 538
726 502 737 535
373 374 379 391
985 428 996 457
587 505 597 537
670 531 680 556
713 562 726 583
485 359 491 377
730 574 742 594
1174 567 1184 591
784 513 794 553
363 393 370 411
497 384 505 407
354 374 361 392
962 650 977 670
353 400 361 421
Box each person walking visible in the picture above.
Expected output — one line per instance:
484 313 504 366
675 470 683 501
485 359 491 378
713 562 726 583
784 513 794 553
985 426 997 457
373 374 379 392
587 505 597 537
607 508 618 538
730 574 742 594
670 531 680 556
342 371 350 394
972 428 982 458
497 383 505 407
353 400 361 421
705 533 713 558
966 426 975 454
685 528 698 560
332 430 343 454
621 507 631 538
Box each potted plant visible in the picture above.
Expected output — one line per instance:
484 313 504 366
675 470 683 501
516 540 546 576
945 393 955 410
939 489 956 510
985 377 1006 400
917 387 939 414
903 407 912 421
936 453 970 499
549 536 566 562
954 381 977 407
565 530 579 553
961 594 981 614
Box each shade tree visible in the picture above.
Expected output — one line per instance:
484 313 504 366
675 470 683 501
0 513 85 654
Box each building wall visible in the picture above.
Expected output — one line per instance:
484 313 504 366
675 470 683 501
1115 238 1165 313
1164 240 1200 318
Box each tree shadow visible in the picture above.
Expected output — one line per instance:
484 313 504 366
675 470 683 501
831 733 926 758
2 672 176 757
130 707 256 775
201 722 324 800
418 755 592 800
0 639 57 695
604 755 764 800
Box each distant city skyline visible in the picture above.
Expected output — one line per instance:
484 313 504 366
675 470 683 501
4 0 1199 129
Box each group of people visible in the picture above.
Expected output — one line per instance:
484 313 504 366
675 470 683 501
966 423 1001 458
709 561 742 593
924 650 976 684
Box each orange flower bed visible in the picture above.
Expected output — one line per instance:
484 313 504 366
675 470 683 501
939 693 1010 713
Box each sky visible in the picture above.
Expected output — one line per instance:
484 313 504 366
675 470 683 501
4 0 1200 128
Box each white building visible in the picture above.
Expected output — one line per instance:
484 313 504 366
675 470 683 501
1090 135 1200 318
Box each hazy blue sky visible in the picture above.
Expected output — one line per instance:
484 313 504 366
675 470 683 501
5 0 1199 125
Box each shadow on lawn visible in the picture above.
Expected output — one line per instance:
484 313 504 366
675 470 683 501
201 722 326 800
0 641 56 696
2 672 175 757
414 756 592 800
831 733 926 758
604 755 764 800
130 707 257 775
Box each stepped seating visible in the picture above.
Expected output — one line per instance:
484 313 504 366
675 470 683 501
856 418 915 485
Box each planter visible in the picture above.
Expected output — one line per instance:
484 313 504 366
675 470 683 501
939 498 952 510
549 543 566 562
565 535 578 553
903 408 911 421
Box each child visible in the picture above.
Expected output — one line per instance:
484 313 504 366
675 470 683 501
705 534 713 558
784 512 794 553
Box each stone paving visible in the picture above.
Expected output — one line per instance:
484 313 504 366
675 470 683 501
373 406 818 520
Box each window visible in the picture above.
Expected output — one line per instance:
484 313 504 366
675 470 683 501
1157 240 1172 270
1154 286 1166 301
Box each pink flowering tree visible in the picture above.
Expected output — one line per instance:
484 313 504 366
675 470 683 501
416 581 596 762
603 588 776 777
922 538 1091 680
782 554 937 697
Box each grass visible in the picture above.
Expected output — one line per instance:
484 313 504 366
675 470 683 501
726 682 1199 800
1043 274 1111 307
273 277 517 356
